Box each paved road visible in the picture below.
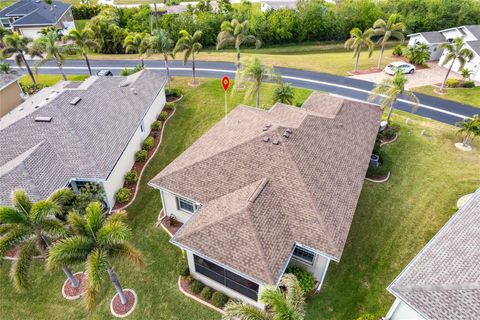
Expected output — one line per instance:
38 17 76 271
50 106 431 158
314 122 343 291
14 59 479 125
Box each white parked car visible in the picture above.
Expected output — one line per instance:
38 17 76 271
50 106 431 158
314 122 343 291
384 61 416 75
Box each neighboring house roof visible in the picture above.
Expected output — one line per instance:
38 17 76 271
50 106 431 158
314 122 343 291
149 93 381 285
466 40 480 56
261 0 298 10
165 5 188 14
0 0 71 27
409 31 446 44
388 188 480 320
0 70 166 205
0 74 21 90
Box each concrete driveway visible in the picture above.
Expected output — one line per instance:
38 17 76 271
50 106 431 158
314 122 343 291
349 62 462 89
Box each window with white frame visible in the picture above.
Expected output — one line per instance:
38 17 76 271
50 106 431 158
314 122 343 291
176 196 195 213
292 246 315 265
140 121 145 133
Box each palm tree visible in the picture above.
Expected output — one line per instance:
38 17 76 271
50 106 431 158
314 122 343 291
33 31 69 81
0 26 11 49
223 273 305 320
373 14 405 69
47 202 144 310
145 29 174 91
123 32 147 66
456 114 480 147
460 68 473 81
273 82 295 105
216 19 261 69
438 37 474 92
1 32 36 84
238 57 278 108
0 189 80 291
0 61 17 74
368 70 419 124
63 28 99 75
344 27 375 72
174 30 203 85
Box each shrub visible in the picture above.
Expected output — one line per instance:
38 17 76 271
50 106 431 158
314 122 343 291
211 292 229 308
190 280 205 294
115 188 131 203
405 43 431 65
177 257 190 276
382 124 400 140
184 275 193 284
462 80 476 88
124 170 138 184
142 136 155 151
165 102 175 110
445 78 460 88
120 64 144 76
151 120 162 131
135 150 147 162
392 45 404 57
169 215 178 227
355 313 377 320
20 83 46 95
72 4 103 19
166 87 182 97
201 287 214 301
285 265 316 294
158 111 169 121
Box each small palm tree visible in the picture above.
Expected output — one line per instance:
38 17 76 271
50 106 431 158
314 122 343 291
47 202 144 310
0 61 17 74
238 57 278 108
373 14 405 69
63 28 99 75
439 37 474 92
223 273 305 320
344 27 375 72
174 30 203 85
460 68 473 81
368 70 419 124
217 19 261 69
0 189 79 291
124 32 147 66
33 31 69 81
273 82 295 105
456 114 480 147
145 29 174 91
1 32 36 84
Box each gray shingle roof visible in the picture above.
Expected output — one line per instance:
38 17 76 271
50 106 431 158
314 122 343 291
0 74 20 89
0 70 166 205
150 93 381 285
419 31 446 44
466 40 480 56
464 25 480 39
388 188 480 320
0 0 71 26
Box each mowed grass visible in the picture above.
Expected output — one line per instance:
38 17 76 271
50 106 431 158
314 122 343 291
306 111 480 319
0 77 311 320
412 85 480 108
0 0 15 9
20 74 89 86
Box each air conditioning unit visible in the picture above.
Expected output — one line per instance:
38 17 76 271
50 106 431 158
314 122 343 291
370 154 380 167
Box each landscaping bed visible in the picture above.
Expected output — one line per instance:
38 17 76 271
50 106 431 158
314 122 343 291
179 276 229 313
160 215 183 236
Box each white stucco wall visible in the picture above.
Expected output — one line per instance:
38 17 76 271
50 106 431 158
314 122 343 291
386 298 426 320
438 48 480 78
18 27 43 38
161 189 197 223
289 253 329 287
103 86 166 207
408 35 443 61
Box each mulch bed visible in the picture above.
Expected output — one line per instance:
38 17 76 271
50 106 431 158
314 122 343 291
63 273 86 298
160 217 183 236
112 290 136 316
349 67 382 75
166 95 182 103
4 246 20 259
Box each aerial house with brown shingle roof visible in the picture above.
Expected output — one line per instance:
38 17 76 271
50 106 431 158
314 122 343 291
149 93 381 306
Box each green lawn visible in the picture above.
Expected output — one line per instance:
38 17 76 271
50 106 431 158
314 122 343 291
413 85 480 109
20 74 89 87
0 1 15 9
1 77 478 319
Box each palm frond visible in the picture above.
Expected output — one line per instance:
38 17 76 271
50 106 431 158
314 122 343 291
10 238 37 291
110 242 145 269
106 211 128 224
30 200 61 224
67 210 87 236
0 206 26 224
281 273 305 311
96 220 132 247
47 236 93 270
86 248 108 295
85 202 104 234
39 218 69 239
222 299 270 320
0 225 31 255
11 190 32 215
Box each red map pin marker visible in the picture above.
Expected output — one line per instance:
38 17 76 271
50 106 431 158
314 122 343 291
222 76 230 91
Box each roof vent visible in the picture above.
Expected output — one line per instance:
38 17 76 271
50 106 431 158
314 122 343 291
283 132 290 138
35 116 52 122
35 100 49 109
131 87 137 95
262 126 269 131
272 139 280 145
69 97 81 105
265 123 272 128
262 136 270 142
286 128 293 134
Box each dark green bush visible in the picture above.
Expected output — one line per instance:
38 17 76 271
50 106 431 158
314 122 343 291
115 188 131 203
211 292 229 308
445 78 460 88
392 45 404 56
190 280 205 294
20 83 46 95
135 150 148 162
177 257 190 277
158 111 169 121
201 287 214 301
285 265 316 294
165 102 175 110
72 4 103 19
120 64 144 76
166 87 182 97
142 136 155 151
382 124 400 140
462 80 476 88
151 120 162 131
124 170 138 184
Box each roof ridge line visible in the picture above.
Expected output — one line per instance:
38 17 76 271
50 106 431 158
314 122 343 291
394 281 480 292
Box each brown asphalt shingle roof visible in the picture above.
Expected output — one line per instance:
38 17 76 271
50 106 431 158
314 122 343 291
149 93 381 285
388 188 480 320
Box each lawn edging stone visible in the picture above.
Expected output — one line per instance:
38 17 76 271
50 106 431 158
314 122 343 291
177 277 225 315
62 272 87 300
365 171 391 183
110 288 138 318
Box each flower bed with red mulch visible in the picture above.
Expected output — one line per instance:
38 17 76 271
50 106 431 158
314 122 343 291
111 289 137 317
160 216 183 236
62 272 87 299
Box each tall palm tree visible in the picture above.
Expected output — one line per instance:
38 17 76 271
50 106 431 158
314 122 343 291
123 32 147 66
368 70 419 124
47 202 144 310
223 273 305 320
344 27 375 72
238 57 278 108
273 82 295 105
438 37 474 92
373 14 405 69
216 19 261 69
63 28 99 75
0 26 11 49
33 31 69 81
1 32 36 84
145 29 174 91
456 114 480 147
0 189 80 291
174 30 203 85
